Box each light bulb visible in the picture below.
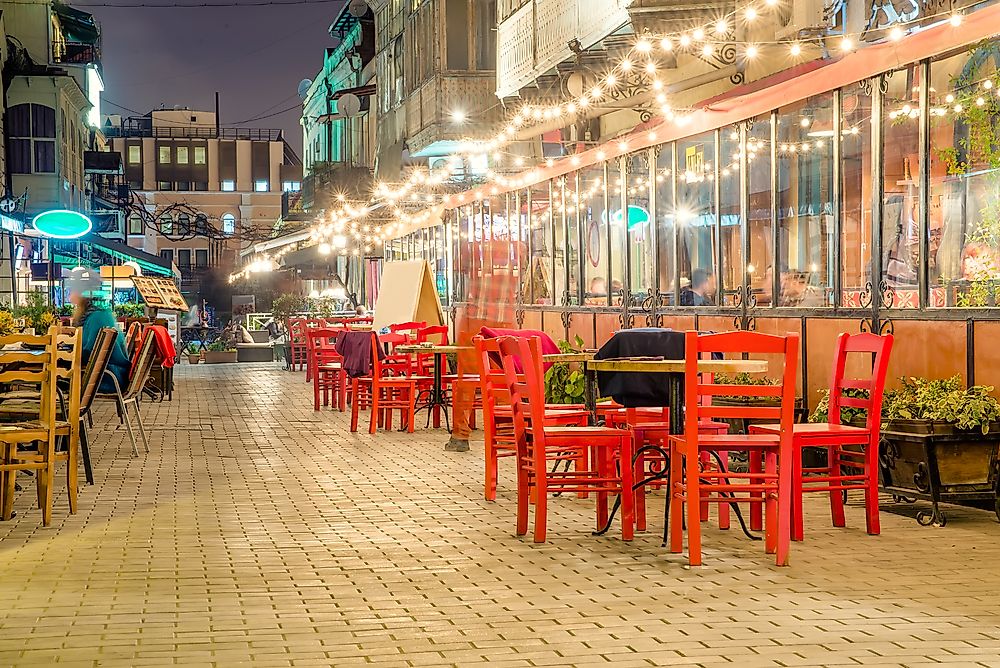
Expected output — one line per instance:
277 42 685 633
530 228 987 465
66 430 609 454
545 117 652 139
840 37 853 52
660 37 673 51
702 44 714 56
889 26 903 41
746 45 759 58
635 39 652 52
950 13 962 26
693 28 705 40
790 43 802 57
745 7 757 20
715 19 728 35
679 34 691 47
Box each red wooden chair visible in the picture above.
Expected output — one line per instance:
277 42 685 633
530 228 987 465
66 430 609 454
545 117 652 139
389 321 427 342
750 332 893 540
350 332 418 434
497 335 635 543
287 318 308 371
474 336 590 501
668 330 798 567
308 328 347 412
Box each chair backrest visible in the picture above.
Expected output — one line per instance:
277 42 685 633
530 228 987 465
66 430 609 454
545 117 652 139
827 332 894 431
389 321 427 341
684 330 799 441
124 329 158 400
417 325 449 346
287 318 308 344
125 320 143 356
0 328 61 440
473 335 510 412
308 328 342 362
80 327 118 413
496 335 549 455
54 326 84 428
377 332 413 376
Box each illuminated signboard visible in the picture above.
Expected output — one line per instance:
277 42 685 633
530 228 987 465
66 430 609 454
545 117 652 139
32 210 93 239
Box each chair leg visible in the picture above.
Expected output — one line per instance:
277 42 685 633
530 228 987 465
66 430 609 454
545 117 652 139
864 442 881 535
350 380 361 432
484 432 498 501
717 450 730 530
792 446 805 542
121 403 139 457
619 440 635 542
131 401 151 453
66 435 79 515
764 451 778 556
368 389 379 434
634 450 647 532
829 446 847 528
79 421 94 486
669 447 684 554
39 444 54 527
749 451 764 532
775 450 792 567
516 457 529 536
532 479 548 543
2 448 15 521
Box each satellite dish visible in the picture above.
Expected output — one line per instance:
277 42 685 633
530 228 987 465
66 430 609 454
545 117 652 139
338 93 361 117
297 78 313 101
348 0 369 17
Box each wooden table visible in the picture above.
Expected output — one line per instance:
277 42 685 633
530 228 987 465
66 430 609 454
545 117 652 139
541 352 596 363
395 345 472 430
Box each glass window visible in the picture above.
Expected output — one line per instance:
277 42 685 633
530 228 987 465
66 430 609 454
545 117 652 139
929 46 1000 307
720 127 743 306
176 146 189 164
175 181 190 191
9 139 30 174
655 144 676 305
841 82 874 307
527 183 553 304
254 180 269 192
159 249 173 264
157 181 173 191
195 249 209 267
580 163 608 305
563 174 581 306
882 64 924 309
282 181 301 192
178 249 191 268
34 141 55 173
128 213 143 235
158 146 171 164
609 163 627 306
177 213 190 232
677 132 718 306
553 176 578 306
777 93 835 307
625 151 654 302
128 145 141 164
194 146 206 165
747 115 774 306
159 214 173 235
221 213 236 235
221 180 236 192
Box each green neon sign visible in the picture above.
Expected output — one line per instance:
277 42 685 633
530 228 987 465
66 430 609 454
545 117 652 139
33 210 93 239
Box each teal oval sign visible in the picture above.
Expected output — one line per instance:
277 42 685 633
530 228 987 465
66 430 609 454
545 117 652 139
32 210 92 239
609 205 650 230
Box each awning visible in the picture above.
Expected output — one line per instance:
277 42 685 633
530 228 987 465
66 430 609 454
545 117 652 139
84 151 122 175
84 235 177 277
53 4 100 44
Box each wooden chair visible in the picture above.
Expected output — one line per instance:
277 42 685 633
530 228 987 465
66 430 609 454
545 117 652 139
286 318 308 371
308 328 347 411
750 332 893 539
98 332 158 456
474 336 590 501
350 332 419 434
0 326 80 525
0 327 117 487
668 330 798 567
389 321 427 342
497 335 635 543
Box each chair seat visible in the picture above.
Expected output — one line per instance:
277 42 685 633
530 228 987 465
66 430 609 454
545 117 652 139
318 363 343 371
752 422 870 443
0 419 71 440
531 425 630 443
0 390 41 401
670 432 781 451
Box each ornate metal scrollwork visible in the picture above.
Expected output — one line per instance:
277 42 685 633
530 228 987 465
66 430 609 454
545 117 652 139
879 436 899 471
619 312 635 329
913 461 931 494
745 316 756 331
652 312 664 328
861 317 895 336
859 77 875 97
560 311 572 329
879 280 895 309
879 69 892 95
638 109 653 124
859 280 874 309
515 309 525 327
732 316 742 330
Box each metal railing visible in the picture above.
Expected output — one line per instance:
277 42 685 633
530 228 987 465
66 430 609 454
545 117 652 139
105 126 284 141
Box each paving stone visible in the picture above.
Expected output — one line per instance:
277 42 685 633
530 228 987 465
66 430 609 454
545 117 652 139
0 363 998 667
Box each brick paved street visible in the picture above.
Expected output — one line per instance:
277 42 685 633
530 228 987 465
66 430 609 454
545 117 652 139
0 363 999 667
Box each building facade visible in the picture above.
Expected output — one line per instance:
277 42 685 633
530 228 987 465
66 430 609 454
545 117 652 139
381 0 1000 408
107 109 302 308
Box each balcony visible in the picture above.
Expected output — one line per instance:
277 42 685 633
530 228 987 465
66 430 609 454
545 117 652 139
406 74 502 154
496 0 632 98
53 41 100 65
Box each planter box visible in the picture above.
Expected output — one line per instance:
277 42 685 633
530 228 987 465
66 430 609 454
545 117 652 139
878 420 1000 526
204 351 238 364
187 354 200 364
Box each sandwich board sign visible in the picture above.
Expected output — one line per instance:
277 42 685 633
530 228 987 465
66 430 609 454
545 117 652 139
372 260 444 333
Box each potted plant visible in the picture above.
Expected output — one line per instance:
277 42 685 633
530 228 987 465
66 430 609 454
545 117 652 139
114 302 147 321
0 310 15 336
204 340 237 364
15 293 55 334
185 343 202 364
544 336 587 404
272 293 306 361
811 375 1000 525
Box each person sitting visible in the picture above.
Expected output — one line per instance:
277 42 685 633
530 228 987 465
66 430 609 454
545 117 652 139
680 268 716 306
68 272 130 393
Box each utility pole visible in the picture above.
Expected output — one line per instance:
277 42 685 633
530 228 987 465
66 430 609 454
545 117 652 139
215 92 221 137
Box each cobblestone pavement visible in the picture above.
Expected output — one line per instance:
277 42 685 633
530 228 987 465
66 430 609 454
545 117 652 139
0 363 999 667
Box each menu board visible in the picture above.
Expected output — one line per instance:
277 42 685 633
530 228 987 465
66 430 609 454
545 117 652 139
131 277 189 312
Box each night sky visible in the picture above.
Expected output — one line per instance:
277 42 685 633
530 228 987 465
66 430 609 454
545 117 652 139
91 0 345 156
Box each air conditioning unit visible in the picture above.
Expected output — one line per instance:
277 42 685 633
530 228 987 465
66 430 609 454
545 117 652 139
775 0 830 39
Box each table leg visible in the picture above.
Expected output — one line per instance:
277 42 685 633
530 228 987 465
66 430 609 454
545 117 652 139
434 353 449 432
662 375 683 546
584 367 598 426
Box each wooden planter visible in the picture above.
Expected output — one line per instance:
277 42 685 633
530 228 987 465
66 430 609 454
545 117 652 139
187 354 200 364
204 351 238 364
878 420 1000 526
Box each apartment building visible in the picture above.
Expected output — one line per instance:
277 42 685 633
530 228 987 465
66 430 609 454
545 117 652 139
107 109 302 307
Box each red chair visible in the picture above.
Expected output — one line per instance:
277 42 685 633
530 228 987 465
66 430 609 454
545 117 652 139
389 321 427 342
474 336 590 501
497 335 635 543
303 319 331 382
750 332 893 540
350 332 418 434
668 331 798 567
286 318 308 371
308 328 347 412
